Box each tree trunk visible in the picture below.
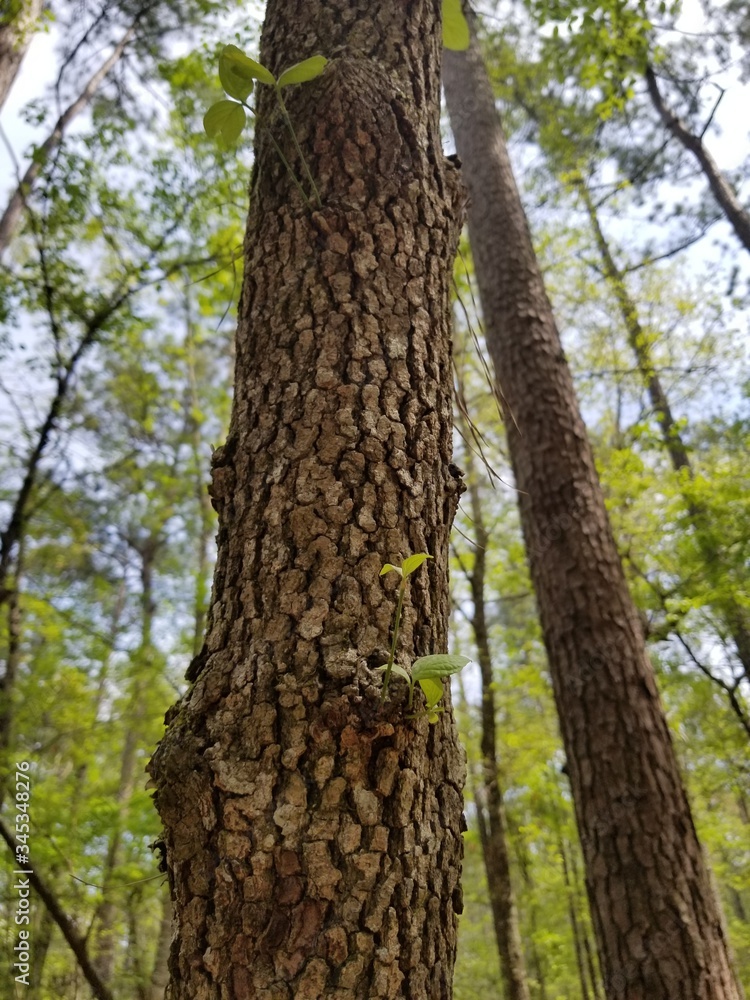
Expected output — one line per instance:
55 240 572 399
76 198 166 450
28 908 54 1000
148 897 174 1000
0 817 114 1000
149 2 467 998
0 23 135 258
0 0 43 112
0 533 24 800
460 456 530 1000
568 839 603 1000
443 20 744 1000
94 539 159 983
559 836 592 1000
577 178 750 690
645 67 750 254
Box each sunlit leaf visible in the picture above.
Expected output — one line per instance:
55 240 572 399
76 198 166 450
277 55 328 88
418 676 444 709
412 654 470 681
380 562 403 577
376 663 411 683
203 100 246 144
443 0 470 50
401 552 433 578
220 44 275 86
219 47 255 101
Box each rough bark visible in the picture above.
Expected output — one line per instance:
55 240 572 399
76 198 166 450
443 20 744 1000
460 459 530 1000
149 2 466 999
578 178 750 690
645 67 750 254
0 0 43 112
0 23 135 258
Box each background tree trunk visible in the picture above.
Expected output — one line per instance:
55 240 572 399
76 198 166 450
458 452 530 1000
0 0 43 112
443 20 744 1000
149 2 467 998
645 67 750 253
577 177 750 688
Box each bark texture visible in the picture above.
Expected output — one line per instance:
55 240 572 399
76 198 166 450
149 3 466 999
0 0 43 112
443 23 744 1000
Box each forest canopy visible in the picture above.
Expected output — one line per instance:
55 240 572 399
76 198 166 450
0 1 748 998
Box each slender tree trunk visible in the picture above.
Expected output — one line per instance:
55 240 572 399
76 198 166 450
568 840 603 1000
0 817 114 1000
94 539 158 983
578 178 750 687
28 908 54 1000
0 0 43 111
559 837 591 1000
148 897 173 1000
0 533 24 797
0 23 135 257
460 456 530 1000
184 293 215 657
149 2 467 998
443 20 744 1000
645 67 750 254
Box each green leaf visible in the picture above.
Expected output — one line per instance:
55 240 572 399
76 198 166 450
203 101 246 145
376 663 411 684
277 55 328 88
219 48 255 101
442 0 470 50
401 552 433 578
418 676 444 710
220 45 275 87
380 563 403 577
412 654 470 681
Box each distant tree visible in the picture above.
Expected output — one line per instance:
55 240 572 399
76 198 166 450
444 14 744 999
0 0 44 111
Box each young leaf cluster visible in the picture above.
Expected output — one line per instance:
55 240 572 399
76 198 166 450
204 44 327 206
379 553 470 721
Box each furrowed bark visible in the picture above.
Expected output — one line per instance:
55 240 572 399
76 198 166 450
149 2 467 998
645 67 750 254
443 19 744 1000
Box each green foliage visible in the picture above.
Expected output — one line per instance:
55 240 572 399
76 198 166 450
277 55 329 87
203 44 327 205
443 0 471 51
379 554 469 721
203 99 246 144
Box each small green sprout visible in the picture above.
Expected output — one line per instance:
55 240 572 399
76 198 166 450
379 553 470 722
204 46 327 207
